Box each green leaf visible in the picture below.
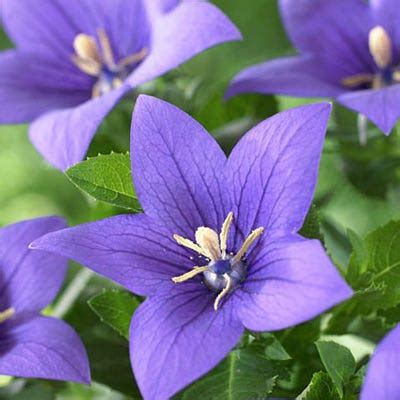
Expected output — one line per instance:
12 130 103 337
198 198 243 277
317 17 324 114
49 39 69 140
88 289 140 340
66 153 141 211
315 341 356 398
303 372 340 400
256 333 291 361
299 204 324 242
180 348 278 400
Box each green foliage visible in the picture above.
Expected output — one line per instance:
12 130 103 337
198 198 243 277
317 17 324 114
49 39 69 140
179 348 278 400
315 341 356 398
303 372 340 400
88 289 140 340
66 153 141 211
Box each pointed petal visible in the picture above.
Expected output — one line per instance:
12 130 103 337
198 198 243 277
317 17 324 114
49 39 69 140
279 0 373 76
2 0 149 62
361 324 400 400
0 316 90 384
31 214 193 297
29 84 128 171
0 50 90 124
127 1 241 87
131 95 228 237
227 56 344 99
130 283 243 400
0 217 67 313
338 85 400 134
226 103 331 247
238 236 353 331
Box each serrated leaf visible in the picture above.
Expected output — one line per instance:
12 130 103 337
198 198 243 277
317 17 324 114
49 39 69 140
315 341 356 398
257 333 291 361
303 372 340 400
88 289 140 340
66 153 141 211
180 348 278 400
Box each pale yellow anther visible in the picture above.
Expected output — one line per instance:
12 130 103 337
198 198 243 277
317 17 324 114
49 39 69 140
172 266 208 283
0 307 15 324
369 26 392 69
195 227 221 261
214 274 232 311
392 70 400 82
72 55 101 76
233 227 264 263
73 34 101 63
173 234 210 258
341 73 375 88
97 28 116 67
220 212 233 258
119 48 148 68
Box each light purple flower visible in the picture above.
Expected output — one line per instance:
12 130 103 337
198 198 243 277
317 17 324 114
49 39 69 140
0 0 240 170
0 217 90 384
227 0 400 135
361 324 400 399
32 95 352 399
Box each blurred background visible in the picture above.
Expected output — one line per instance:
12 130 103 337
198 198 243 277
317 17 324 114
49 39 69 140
1 0 400 398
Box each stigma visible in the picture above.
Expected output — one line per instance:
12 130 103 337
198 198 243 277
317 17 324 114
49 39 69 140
72 29 147 98
342 26 400 90
172 212 264 311
0 307 15 324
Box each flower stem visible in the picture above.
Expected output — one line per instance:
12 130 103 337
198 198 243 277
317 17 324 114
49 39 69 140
357 113 368 146
52 268 94 319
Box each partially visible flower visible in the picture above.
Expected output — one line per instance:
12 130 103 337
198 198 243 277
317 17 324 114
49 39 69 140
227 0 400 135
0 217 90 384
32 95 352 400
0 0 240 170
361 324 400 400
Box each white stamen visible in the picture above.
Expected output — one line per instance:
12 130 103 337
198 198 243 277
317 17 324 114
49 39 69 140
369 26 392 69
233 227 264 263
173 234 209 258
97 28 115 67
0 307 15 323
195 227 221 261
341 73 374 88
73 33 101 63
172 266 208 283
220 212 233 258
214 274 232 311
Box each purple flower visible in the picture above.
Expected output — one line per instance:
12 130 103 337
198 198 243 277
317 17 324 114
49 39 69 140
227 0 400 135
0 217 90 384
361 324 400 399
0 0 240 170
32 95 352 399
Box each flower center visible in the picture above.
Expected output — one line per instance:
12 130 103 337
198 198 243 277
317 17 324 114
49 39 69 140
72 29 147 98
0 307 14 324
172 212 264 310
342 25 400 89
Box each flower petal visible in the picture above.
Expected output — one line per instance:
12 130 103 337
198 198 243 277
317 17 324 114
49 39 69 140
361 324 400 400
0 50 90 124
127 1 241 88
0 217 67 313
0 315 90 384
237 236 353 331
29 84 129 171
30 214 193 297
226 55 344 99
131 95 229 237
226 103 331 247
2 0 149 62
337 85 400 134
279 0 373 76
130 282 243 400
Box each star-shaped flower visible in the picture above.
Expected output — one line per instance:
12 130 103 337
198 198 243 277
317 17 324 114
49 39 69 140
0 217 90 384
227 0 400 135
0 0 240 170
32 95 352 399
